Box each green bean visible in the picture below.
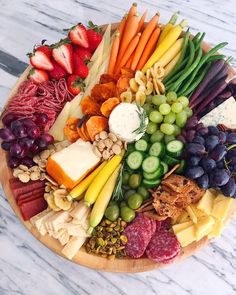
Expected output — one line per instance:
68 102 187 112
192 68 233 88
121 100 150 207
170 46 203 92
192 32 201 45
207 54 225 62
163 29 190 84
179 63 211 96
195 32 206 50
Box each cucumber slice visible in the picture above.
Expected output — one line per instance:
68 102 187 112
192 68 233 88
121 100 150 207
175 159 186 175
142 178 162 189
126 151 143 170
126 143 136 155
166 140 184 158
160 161 168 175
162 154 180 166
135 139 148 152
143 165 164 180
149 142 165 157
142 156 160 173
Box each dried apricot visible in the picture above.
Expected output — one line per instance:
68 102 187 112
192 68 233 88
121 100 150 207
91 82 117 102
64 118 80 142
86 116 109 141
100 97 120 117
80 96 101 115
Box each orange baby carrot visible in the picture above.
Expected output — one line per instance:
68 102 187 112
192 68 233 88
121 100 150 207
127 3 137 22
115 33 141 74
131 12 160 71
116 14 139 66
108 32 120 75
136 10 147 34
136 26 161 70
125 52 134 68
117 15 127 40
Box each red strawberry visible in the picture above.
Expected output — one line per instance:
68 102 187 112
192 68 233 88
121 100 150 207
48 60 67 80
68 23 89 48
28 68 49 84
36 45 52 59
67 75 84 95
52 39 73 74
73 55 89 78
73 46 91 62
86 21 103 52
29 49 53 71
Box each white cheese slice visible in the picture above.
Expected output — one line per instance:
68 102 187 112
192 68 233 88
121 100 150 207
62 236 87 260
200 97 236 128
45 211 71 232
70 200 90 220
109 103 148 142
58 231 70 246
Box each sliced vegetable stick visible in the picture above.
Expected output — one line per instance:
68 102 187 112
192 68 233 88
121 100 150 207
158 38 183 67
163 52 181 78
115 33 141 74
116 14 139 66
136 26 161 70
131 13 160 71
136 10 147 34
108 31 120 74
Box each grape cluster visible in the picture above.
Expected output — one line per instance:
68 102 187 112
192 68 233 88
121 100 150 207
183 116 236 198
143 92 192 143
0 113 54 168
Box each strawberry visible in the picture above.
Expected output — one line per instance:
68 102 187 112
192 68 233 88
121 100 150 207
68 23 89 48
28 68 49 84
36 44 52 59
28 48 53 71
52 39 73 74
73 55 89 79
67 75 84 95
73 46 91 62
86 21 103 52
48 60 67 80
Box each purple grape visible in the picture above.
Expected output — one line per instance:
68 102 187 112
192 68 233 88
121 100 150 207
221 178 236 197
196 122 204 130
186 130 196 143
200 157 216 172
208 126 219 135
10 143 22 157
12 125 28 138
0 128 15 142
11 120 23 130
27 126 41 139
34 113 48 126
185 143 206 156
226 133 236 144
8 157 20 168
21 157 34 167
185 116 198 130
197 127 209 136
210 144 227 162
30 143 40 154
18 146 29 158
187 156 201 166
39 134 54 145
227 148 236 157
185 166 205 179
177 135 186 144
212 169 230 187
217 131 227 144
216 160 225 169
205 135 219 152
197 174 209 189
1 141 11 151
193 136 205 145
20 118 36 127
19 137 34 149
2 113 17 127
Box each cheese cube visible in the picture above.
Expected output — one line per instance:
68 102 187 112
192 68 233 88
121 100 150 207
195 216 215 241
189 204 206 218
176 210 190 223
211 194 233 221
46 139 101 189
172 221 194 234
176 225 196 247
197 190 215 215
186 206 198 223
208 218 224 239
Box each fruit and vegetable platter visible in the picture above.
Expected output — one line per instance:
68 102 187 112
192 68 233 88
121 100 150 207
1 3 236 272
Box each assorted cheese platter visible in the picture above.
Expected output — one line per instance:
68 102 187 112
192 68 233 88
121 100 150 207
0 3 236 272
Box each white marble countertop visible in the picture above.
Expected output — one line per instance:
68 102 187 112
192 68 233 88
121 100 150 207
0 0 236 294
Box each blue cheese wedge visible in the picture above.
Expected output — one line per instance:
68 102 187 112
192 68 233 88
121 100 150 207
200 97 236 128
109 103 148 142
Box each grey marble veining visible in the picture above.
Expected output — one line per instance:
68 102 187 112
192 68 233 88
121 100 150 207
0 0 236 294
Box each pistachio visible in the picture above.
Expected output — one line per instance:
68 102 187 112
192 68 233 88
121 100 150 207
120 235 128 244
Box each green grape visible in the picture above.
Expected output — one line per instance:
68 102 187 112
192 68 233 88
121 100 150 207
146 95 153 104
146 122 158 134
150 130 164 143
152 94 166 106
173 124 181 136
160 123 175 135
166 91 177 104
149 110 163 123
171 102 183 113
142 103 153 115
184 107 193 118
164 134 176 144
159 103 171 115
177 96 189 108
164 112 176 124
176 111 187 128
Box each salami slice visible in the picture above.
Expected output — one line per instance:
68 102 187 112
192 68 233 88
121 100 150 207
146 231 180 263
150 219 157 234
132 213 152 235
160 218 172 231
161 248 181 264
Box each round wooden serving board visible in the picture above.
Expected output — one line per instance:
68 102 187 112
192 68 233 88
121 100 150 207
1 23 236 273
